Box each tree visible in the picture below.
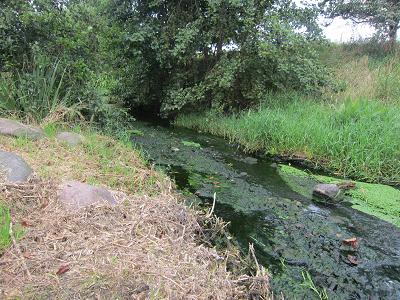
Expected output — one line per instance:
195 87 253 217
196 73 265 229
109 0 328 117
319 0 400 47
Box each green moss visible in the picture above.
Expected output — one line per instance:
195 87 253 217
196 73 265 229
182 140 201 148
278 164 400 228
278 164 315 198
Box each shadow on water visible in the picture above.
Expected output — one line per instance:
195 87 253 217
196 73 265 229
131 121 400 300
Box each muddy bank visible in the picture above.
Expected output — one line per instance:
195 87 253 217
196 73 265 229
131 121 400 299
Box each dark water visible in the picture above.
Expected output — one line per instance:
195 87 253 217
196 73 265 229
131 121 400 300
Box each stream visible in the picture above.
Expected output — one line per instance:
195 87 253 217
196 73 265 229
131 121 400 299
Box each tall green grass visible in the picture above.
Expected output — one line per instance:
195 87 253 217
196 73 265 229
0 203 11 251
0 54 82 123
176 96 400 184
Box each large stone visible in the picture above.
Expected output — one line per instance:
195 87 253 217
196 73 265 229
56 132 85 146
0 118 44 140
312 184 342 201
242 156 258 165
58 181 116 210
0 151 32 183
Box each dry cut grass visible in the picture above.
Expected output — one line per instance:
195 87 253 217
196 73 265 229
0 131 269 299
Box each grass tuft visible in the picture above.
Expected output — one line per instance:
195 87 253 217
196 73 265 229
176 96 400 184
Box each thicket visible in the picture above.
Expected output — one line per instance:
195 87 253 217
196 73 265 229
1 0 332 122
0 0 127 128
110 0 330 117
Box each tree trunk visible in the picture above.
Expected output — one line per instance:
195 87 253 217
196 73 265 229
385 21 398 52
388 24 397 44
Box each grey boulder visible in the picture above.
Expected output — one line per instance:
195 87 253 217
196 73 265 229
0 151 32 183
312 184 342 201
242 157 258 165
56 132 85 146
0 118 44 140
58 181 116 210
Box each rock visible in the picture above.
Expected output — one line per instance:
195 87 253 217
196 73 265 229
312 184 342 201
0 151 32 183
56 132 85 146
242 156 258 164
58 181 116 210
0 118 44 140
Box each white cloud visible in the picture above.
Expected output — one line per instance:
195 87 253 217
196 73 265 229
321 17 376 42
294 0 376 42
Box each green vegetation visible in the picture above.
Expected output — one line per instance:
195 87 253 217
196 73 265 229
0 124 266 299
0 203 11 251
301 271 329 300
0 123 162 195
176 96 400 184
0 0 127 127
0 202 24 252
278 164 400 228
1 0 328 122
176 44 400 185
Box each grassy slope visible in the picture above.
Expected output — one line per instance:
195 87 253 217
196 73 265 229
0 122 164 256
176 98 400 184
0 123 268 299
176 46 400 184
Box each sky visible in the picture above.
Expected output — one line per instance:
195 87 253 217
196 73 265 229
321 17 376 42
294 0 376 42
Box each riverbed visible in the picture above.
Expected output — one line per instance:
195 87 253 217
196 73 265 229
131 121 400 299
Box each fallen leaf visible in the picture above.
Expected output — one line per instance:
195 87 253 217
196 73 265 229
20 219 31 227
342 237 358 249
347 255 359 265
23 252 31 259
56 265 70 275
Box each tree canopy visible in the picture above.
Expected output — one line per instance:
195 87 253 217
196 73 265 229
1 0 331 120
110 0 328 116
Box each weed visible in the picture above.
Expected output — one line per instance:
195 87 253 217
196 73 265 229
0 54 83 123
0 203 10 251
301 271 329 300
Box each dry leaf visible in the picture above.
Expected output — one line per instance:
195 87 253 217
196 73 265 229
56 265 70 275
347 255 359 265
342 237 358 249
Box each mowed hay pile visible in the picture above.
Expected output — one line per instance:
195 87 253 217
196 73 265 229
0 175 255 299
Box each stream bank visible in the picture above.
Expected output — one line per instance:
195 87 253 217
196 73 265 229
131 121 400 299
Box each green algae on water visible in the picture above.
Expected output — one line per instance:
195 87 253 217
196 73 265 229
278 164 400 228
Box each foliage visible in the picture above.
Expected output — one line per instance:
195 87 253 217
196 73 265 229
0 53 82 123
319 0 400 46
175 95 400 184
110 0 329 116
0 0 127 126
